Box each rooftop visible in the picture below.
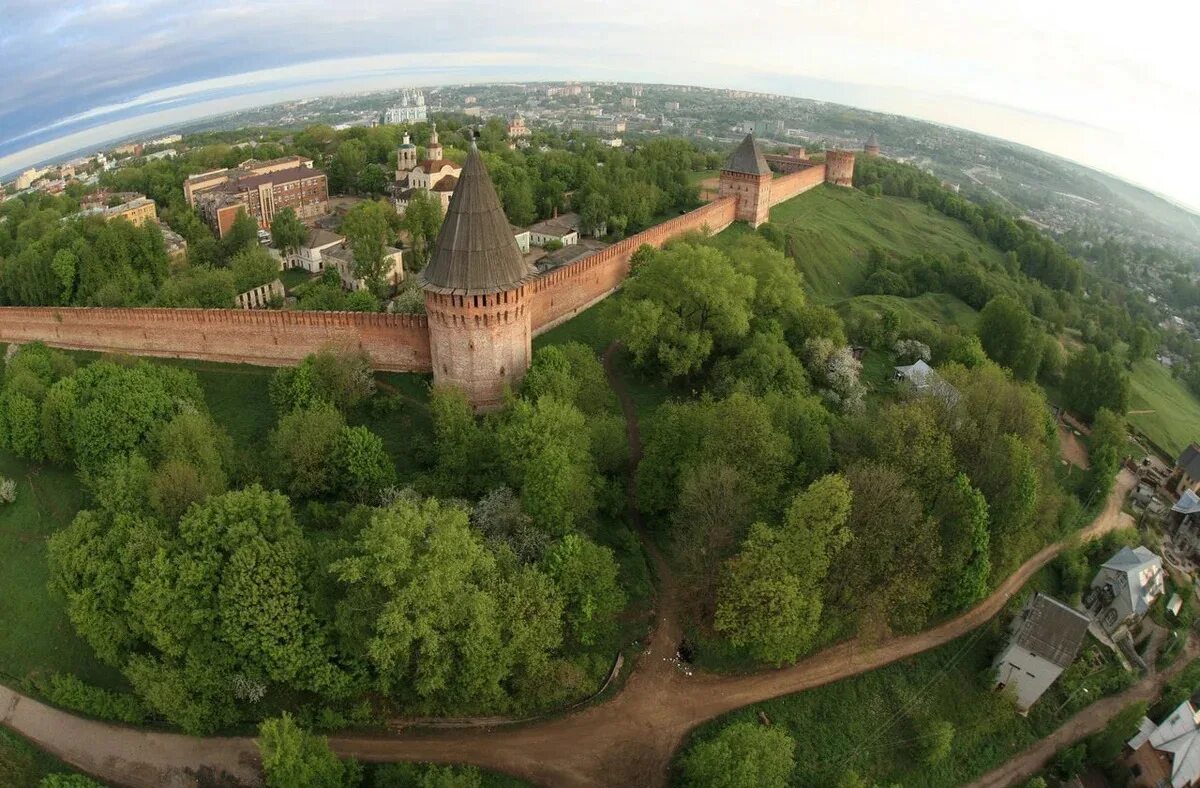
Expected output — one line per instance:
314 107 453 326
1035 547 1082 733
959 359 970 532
1011 592 1091 669
221 165 325 192
418 146 537 296
723 133 770 176
304 228 344 250
1178 443 1200 479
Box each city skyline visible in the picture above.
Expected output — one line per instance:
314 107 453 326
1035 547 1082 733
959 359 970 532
3 0 1198 213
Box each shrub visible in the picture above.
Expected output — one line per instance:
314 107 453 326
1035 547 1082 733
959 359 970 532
0 477 16 504
26 673 147 724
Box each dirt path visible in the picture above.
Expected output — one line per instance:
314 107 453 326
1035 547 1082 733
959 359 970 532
0 351 1143 787
0 684 260 788
967 635 1200 788
1057 422 1090 469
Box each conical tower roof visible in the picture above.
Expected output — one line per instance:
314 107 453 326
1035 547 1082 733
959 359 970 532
723 133 770 176
418 145 536 295
866 131 879 148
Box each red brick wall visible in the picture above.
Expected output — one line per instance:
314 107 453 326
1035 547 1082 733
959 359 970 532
0 307 431 372
0 197 742 374
529 197 738 335
769 165 827 206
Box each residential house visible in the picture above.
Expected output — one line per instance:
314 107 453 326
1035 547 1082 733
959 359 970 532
1126 700 1200 787
512 227 532 254
992 592 1091 712
1173 444 1200 497
1084 546 1165 634
528 213 580 247
323 243 404 292
893 359 960 408
285 228 346 273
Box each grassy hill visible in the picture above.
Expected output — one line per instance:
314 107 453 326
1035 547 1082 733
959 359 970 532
714 184 1010 302
1128 359 1200 458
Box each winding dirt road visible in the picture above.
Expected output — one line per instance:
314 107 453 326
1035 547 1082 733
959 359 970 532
967 635 1200 788
0 348 1141 788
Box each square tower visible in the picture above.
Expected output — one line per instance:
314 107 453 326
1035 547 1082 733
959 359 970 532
718 133 772 228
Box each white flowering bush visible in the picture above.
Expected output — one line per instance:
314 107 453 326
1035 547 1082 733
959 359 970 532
0 477 16 504
893 338 932 364
802 339 866 413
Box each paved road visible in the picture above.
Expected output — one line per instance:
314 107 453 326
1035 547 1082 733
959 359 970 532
0 352 1142 787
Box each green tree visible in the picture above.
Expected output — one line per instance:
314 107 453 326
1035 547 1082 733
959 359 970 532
542 533 625 647
832 464 941 635
270 207 309 257
402 189 444 271
268 403 345 498
977 296 1043 380
220 209 260 262
259 713 360 788
1062 346 1129 420
617 242 755 379
681 722 795 788
333 425 395 503
715 475 852 663
341 200 395 292
332 495 562 707
229 246 278 293
50 248 77 303
916 718 955 765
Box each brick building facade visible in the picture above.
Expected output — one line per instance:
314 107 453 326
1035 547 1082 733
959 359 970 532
195 165 329 237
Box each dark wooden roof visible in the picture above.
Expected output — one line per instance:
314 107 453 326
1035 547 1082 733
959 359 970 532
1013 593 1091 668
418 146 536 295
723 133 770 176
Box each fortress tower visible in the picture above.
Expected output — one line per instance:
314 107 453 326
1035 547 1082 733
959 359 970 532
718 133 772 228
419 143 538 411
426 123 443 161
864 132 881 158
396 133 417 176
824 148 856 187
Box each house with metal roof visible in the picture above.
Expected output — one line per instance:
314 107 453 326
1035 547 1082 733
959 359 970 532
1173 443 1200 497
1084 546 1165 634
894 359 960 408
992 592 1091 711
1126 700 1200 787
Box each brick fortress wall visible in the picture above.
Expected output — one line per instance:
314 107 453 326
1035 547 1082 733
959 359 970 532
768 164 827 206
0 307 431 371
529 196 738 335
0 196 744 368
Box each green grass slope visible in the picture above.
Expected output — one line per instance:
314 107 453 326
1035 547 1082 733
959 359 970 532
715 185 1008 302
1128 359 1200 458
0 451 123 690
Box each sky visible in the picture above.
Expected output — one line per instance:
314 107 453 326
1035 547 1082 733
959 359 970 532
2 0 1198 211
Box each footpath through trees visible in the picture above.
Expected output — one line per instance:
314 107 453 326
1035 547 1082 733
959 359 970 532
0 351 1141 787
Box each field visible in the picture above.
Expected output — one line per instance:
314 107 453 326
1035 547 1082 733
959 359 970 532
0 450 122 690
715 184 1010 302
676 559 1136 788
1127 358 1200 458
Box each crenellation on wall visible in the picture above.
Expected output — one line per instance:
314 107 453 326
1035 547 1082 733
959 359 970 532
529 196 736 334
768 165 827 206
0 307 431 372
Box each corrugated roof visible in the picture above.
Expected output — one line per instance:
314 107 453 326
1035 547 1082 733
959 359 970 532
1012 593 1090 668
418 145 536 296
723 133 770 176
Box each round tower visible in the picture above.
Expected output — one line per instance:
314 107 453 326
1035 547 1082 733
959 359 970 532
419 144 537 411
864 132 881 158
824 149 856 187
717 133 772 228
426 123 443 161
397 133 417 172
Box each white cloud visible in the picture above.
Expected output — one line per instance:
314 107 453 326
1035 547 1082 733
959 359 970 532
2 0 1198 209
